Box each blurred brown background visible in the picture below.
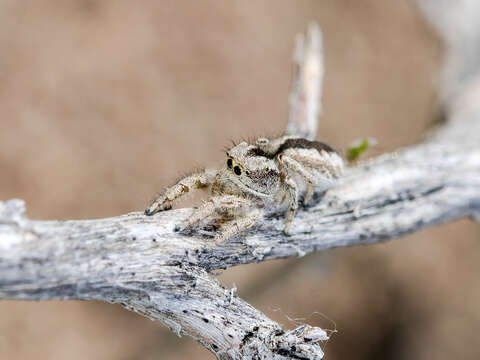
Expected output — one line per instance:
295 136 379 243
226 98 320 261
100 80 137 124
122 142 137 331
1 1 479 359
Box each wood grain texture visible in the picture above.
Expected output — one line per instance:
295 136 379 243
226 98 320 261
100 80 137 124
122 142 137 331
1 130 479 358
1 6 480 358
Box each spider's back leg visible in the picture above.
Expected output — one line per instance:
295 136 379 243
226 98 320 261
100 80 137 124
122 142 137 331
280 148 344 204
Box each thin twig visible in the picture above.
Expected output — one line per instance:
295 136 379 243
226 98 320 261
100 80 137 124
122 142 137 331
286 23 324 140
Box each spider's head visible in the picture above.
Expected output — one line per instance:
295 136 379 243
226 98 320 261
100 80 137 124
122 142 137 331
225 141 279 196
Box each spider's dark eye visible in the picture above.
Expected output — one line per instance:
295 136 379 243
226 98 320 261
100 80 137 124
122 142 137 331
234 166 241 175
227 158 233 168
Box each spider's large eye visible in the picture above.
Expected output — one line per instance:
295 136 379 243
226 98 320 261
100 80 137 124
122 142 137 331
234 166 241 175
227 158 233 168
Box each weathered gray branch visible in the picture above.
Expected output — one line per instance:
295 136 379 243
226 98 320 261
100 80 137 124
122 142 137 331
0 24 332 360
286 23 323 140
1 119 479 358
1 6 480 359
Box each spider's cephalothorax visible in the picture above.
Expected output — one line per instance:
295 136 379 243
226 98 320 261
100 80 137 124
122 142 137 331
145 135 344 245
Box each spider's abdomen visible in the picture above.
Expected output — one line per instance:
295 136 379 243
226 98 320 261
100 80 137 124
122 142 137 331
274 137 344 183
275 138 337 156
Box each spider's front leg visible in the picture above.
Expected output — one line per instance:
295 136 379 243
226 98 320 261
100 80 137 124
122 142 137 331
211 209 263 246
175 195 260 245
174 195 251 231
145 169 216 215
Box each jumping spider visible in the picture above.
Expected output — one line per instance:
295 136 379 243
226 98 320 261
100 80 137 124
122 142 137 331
145 135 344 245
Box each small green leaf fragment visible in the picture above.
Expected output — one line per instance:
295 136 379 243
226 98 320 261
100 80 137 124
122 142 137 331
346 138 374 162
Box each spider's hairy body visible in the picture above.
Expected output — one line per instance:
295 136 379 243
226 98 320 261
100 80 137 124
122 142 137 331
145 135 344 245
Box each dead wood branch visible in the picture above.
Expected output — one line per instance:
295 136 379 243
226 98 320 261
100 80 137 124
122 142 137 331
1 10 480 360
